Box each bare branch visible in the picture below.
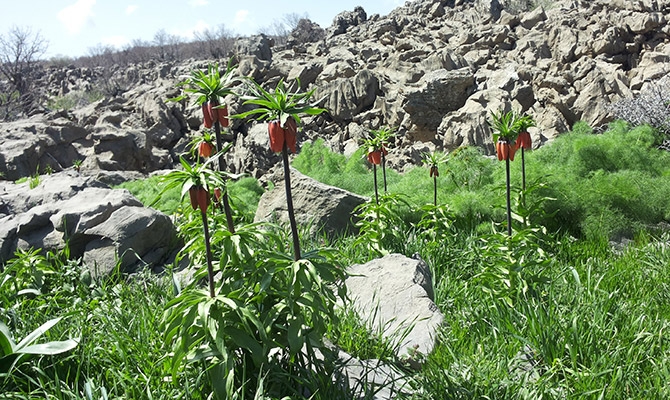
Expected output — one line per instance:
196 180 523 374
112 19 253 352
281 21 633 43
0 26 48 92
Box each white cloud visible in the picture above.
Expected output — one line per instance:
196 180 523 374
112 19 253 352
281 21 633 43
170 20 210 40
57 0 96 35
102 35 129 48
232 9 255 32
126 5 138 15
188 0 209 6
234 9 249 25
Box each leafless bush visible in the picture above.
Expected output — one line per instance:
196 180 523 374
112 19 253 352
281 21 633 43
97 66 134 97
608 75 670 137
194 24 235 59
258 13 308 46
0 26 48 120
153 29 182 61
48 55 75 68
81 43 119 68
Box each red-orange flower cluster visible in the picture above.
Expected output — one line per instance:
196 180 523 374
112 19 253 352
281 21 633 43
188 186 210 213
202 101 229 128
268 117 298 153
197 141 214 158
366 147 387 165
496 139 516 161
516 131 532 150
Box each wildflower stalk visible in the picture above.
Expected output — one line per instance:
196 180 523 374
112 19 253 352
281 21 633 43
505 157 512 237
282 142 301 260
373 164 379 205
214 121 235 233
381 151 388 193
201 209 215 297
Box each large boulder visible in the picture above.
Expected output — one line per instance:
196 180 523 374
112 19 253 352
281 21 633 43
316 70 381 123
0 116 89 180
344 253 444 368
0 172 178 277
235 34 273 61
329 6 368 36
254 168 368 238
333 348 412 400
287 19 326 48
401 68 476 142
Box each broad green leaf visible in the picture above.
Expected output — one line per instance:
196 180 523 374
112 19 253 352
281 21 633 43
223 327 264 365
17 339 79 355
0 321 15 356
15 317 62 351
287 318 303 356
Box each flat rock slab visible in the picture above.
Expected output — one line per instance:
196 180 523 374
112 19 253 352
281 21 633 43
345 253 444 367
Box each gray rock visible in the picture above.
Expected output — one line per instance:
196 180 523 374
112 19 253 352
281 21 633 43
317 70 381 123
0 117 89 180
520 6 547 30
223 122 281 177
0 172 178 277
334 349 412 400
235 34 273 61
14 0 670 176
330 6 368 36
254 168 368 238
287 62 324 89
287 19 326 47
344 253 444 368
402 68 476 141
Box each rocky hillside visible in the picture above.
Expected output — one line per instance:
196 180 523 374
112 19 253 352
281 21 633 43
1 0 669 181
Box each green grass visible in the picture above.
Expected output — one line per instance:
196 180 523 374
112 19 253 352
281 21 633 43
46 90 105 111
2 121 670 398
402 232 670 399
117 175 264 223
0 255 205 398
296 122 670 241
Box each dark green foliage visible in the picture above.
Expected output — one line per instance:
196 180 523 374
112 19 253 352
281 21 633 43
293 139 371 194
527 121 670 239
162 222 346 399
117 175 263 224
297 125 670 241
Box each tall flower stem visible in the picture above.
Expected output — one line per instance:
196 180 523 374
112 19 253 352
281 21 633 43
433 175 438 207
381 151 388 193
373 164 379 205
505 157 512 237
282 142 301 261
201 210 215 297
521 147 527 192
521 147 527 227
214 121 235 234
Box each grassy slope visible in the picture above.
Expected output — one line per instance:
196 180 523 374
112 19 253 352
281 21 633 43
2 122 670 399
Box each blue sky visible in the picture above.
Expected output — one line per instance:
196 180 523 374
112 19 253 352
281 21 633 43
0 0 406 59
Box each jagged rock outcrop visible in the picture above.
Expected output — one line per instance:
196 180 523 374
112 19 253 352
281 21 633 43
3 0 670 182
0 172 179 277
317 70 381 123
287 19 326 51
329 6 368 37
